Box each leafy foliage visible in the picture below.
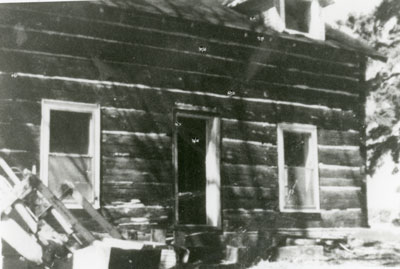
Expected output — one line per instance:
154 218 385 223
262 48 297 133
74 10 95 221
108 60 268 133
340 0 400 174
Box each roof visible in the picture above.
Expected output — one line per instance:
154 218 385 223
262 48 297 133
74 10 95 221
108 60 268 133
94 0 386 61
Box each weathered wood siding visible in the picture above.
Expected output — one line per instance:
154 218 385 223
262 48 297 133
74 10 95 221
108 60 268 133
0 2 366 233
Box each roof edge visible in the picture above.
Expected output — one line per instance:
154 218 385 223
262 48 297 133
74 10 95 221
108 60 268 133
325 24 387 62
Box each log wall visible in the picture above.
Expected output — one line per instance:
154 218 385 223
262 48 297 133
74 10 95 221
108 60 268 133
0 2 367 237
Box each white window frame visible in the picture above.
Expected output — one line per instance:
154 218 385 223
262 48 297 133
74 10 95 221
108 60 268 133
40 99 101 208
173 111 221 228
277 0 325 40
277 123 320 213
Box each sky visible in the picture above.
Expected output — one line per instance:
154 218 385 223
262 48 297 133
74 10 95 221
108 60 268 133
324 0 383 23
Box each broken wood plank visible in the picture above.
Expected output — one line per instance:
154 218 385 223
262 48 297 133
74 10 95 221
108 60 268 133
28 175 96 244
69 185 123 239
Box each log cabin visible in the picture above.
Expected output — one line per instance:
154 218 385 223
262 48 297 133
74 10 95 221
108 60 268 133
0 0 386 266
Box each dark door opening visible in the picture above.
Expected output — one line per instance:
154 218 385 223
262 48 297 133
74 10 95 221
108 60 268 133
176 116 207 225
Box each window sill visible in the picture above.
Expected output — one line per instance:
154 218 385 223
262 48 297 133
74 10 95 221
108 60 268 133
174 224 222 232
280 208 321 214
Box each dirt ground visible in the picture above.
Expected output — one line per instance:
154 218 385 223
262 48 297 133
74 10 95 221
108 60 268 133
250 228 400 269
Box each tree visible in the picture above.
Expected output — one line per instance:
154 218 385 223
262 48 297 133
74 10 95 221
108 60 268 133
340 0 400 175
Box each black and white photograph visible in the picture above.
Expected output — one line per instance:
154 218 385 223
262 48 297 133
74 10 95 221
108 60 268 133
0 0 399 268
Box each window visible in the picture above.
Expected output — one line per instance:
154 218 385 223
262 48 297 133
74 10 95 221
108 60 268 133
174 111 221 227
40 100 100 208
276 0 325 40
277 123 319 212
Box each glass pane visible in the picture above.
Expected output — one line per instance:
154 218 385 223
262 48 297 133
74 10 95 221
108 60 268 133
177 116 207 225
50 110 91 154
285 0 311 33
284 131 310 167
48 155 93 203
284 167 315 209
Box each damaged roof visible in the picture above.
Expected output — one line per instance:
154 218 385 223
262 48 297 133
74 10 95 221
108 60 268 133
94 0 386 61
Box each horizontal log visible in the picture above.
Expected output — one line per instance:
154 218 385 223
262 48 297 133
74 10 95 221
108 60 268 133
102 171 173 185
320 187 363 210
102 156 172 172
222 208 364 231
318 129 360 146
321 209 364 228
222 139 277 166
320 177 361 187
0 74 360 131
102 205 172 220
221 163 278 188
102 108 171 134
102 133 172 160
318 147 363 166
0 25 359 92
0 5 360 67
222 119 276 144
0 72 359 112
102 156 173 184
0 47 359 106
102 183 174 205
319 165 362 180
0 123 40 152
223 210 322 230
222 186 275 200
222 198 278 210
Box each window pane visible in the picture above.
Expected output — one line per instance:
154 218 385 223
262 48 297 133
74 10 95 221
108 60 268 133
48 155 93 203
50 111 90 154
177 116 207 225
285 0 311 33
284 166 315 209
283 132 310 167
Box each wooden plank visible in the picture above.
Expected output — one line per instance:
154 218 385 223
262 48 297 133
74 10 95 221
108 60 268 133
223 207 365 231
102 108 171 134
318 129 360 146
222 139 277 166
321 209 364 228
102 156 172 175
320 177 361 187
0 74 359 132
0 5 360 65
222 119 276 144
102 183 174 205
222 186 275 200
0 45 358 95
221 163 278 188
102 133 171 160
320 187 363 210
102 170 173 185
29 175 96 244
70 188 122 239
222 210 322 230
0 73 359 111
222 198 278 210
103 205 172 220
318 147 363 166
97 85 358 131
319 165 362 179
